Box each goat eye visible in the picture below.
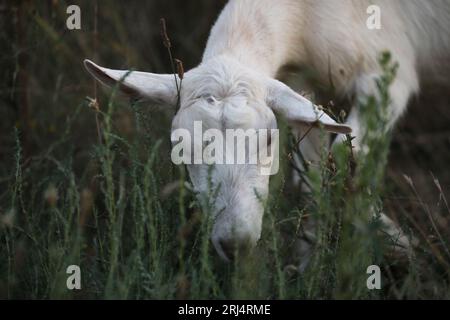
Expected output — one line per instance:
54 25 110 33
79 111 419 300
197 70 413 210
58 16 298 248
202 94 217 104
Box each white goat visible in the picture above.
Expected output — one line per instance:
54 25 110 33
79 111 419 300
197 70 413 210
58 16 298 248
84 0 450 261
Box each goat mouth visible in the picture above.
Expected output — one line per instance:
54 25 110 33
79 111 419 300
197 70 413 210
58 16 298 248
212 236 254 262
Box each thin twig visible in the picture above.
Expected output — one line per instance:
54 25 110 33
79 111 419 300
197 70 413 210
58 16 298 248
160 18 182 111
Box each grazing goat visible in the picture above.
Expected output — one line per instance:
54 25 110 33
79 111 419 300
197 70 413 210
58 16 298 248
84 0 450 262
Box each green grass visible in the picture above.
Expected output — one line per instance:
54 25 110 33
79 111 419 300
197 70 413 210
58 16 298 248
1 1 449 299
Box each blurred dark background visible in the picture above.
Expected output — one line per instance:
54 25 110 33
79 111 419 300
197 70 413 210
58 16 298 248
0 0 226 186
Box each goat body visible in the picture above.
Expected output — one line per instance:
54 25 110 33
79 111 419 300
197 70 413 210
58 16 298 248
84 0 450 261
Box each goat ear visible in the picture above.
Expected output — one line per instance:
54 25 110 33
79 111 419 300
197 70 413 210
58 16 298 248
83 59 177 105
265 79 352 134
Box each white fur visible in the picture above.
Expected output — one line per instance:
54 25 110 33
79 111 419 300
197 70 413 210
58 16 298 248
85 0 450 260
